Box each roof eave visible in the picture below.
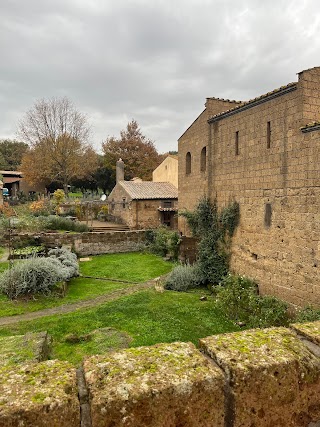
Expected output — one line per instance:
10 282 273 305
208 84 297 124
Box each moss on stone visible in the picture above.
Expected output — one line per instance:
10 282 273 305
0 332 51 366
291 320 320 345
0 360 80 426
84 342 226 427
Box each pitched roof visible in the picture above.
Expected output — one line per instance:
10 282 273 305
206 96 242 104
208 82 297 123
119 181 178 200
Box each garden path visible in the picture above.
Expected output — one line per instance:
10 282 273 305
0 280 157 326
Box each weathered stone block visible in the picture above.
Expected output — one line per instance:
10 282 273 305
0 360 79 426
200 327 320 427
84 342 225 427
0 332 51 366
291 321 320 346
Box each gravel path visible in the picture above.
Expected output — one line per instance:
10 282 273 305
0 280 156 326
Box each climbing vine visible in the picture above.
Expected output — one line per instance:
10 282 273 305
180 197 239 285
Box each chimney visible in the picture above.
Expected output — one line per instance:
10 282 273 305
116 158 124 182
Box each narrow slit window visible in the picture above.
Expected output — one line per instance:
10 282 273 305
267 121 271 149
235 131 239 155
264 203 272 228
186 152 191 174
200 147 207 172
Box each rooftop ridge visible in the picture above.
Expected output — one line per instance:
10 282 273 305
208 82 297 124
206 96 242 104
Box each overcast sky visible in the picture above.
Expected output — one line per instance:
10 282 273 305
1 0 319 153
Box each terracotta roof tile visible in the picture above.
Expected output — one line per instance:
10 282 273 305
208 82 297 123
119 181 178 200
206 96 242 104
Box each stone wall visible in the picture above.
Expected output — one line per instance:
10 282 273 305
14 231 146 256
108 182 178 229
153 155 179 188
178 67 320 307
1 321 320 426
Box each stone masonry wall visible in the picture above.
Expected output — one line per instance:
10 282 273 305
14 231 146 256
1 321 320 426
108 182 178 229
178 67 320 307
178 98 239 235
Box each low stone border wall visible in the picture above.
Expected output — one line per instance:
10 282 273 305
1 322 319 426
10 230 146 256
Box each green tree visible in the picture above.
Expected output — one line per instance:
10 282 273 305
0 139 28 170
102 120 165 181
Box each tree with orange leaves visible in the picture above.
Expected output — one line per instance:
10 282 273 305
18 97 97 193
102 120 164 181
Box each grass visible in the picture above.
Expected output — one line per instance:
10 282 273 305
0 253 174 317
79 252 174 282
0 288 239 365
0 279 129 316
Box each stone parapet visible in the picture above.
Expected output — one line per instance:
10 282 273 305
0 322 319 426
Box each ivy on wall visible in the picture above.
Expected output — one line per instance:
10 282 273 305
180 197 239 285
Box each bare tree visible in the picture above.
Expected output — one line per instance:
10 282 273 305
18 97 97 193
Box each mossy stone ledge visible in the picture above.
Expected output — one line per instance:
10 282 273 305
0 360 79 427
200 327 320 427
84 341 225 427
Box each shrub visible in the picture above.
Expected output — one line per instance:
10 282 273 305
146 227 181 259
180 198 240 285
29 200 51 216
0 257 65 299
48 247 79 279
164 264 200 291
42 215 89 232
52 189 66 214
0 248 79 299
295 306 320 323
247 295 289 328
215 275 258 322
216 274 289 328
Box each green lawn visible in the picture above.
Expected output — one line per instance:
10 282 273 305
79 252 174 282
0 288 239 365
0 253 174 317
0 279 129 316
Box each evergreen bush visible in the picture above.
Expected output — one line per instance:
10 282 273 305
0 257 64 299
41 215 88 232
180 197 240 284
216 274 289 328
164 264 200 291
295 306 320 323
0 248 79 299
146 227 181 259
48 247 79 279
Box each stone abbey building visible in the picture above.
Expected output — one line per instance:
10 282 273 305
178 66 320 307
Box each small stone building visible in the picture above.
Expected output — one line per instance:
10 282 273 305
108 160 178 229
0 170 46 198
179 66 320 307
152 155 178 188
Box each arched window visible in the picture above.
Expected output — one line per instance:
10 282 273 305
186 152 191 174
200 147 207 172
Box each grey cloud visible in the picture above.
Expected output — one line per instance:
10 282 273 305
0 0 320 153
